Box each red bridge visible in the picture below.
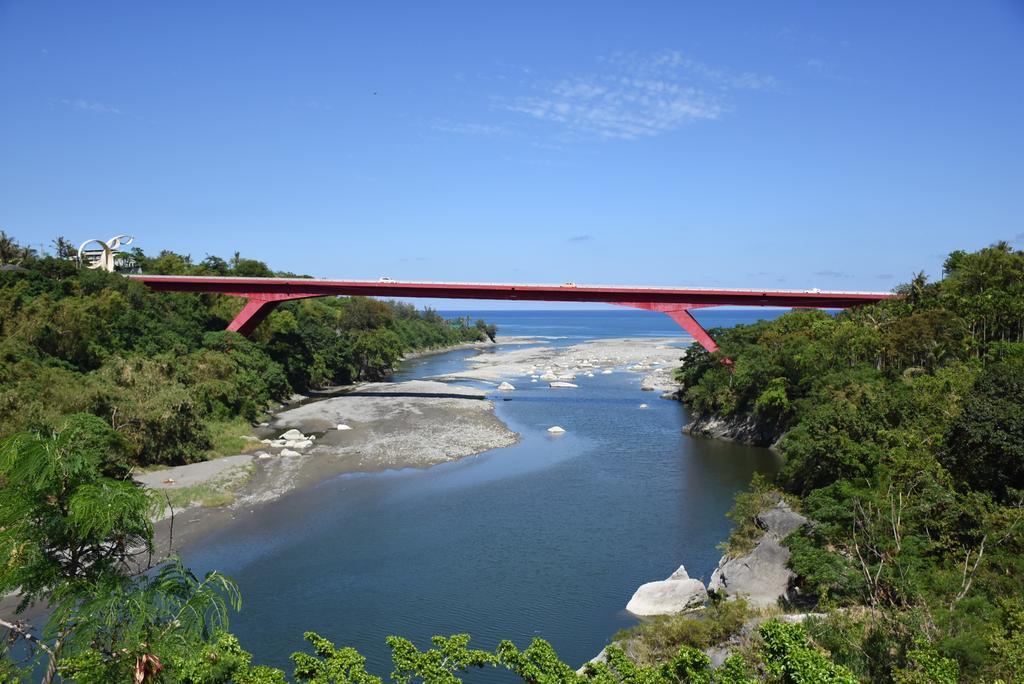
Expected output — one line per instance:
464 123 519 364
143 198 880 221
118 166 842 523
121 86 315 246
130 275 895 353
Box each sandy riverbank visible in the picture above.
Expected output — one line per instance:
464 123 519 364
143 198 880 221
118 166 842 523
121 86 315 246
433 337 687 395
137 336 688 554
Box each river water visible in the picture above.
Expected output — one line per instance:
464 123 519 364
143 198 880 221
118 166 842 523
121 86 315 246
180 308 783 676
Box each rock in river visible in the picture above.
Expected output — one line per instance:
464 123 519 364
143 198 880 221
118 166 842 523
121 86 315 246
549 381 579 388
626 565 708 616
547 426 566 434
497 381 516 391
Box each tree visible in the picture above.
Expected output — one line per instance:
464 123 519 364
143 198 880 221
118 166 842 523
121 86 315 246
0 231 35 266
0 415 157 681
57 559 241 683
943 350 1024 501
51 236 78 260
0 416 246 683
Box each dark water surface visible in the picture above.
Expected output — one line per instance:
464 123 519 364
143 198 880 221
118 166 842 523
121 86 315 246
181 309 783 676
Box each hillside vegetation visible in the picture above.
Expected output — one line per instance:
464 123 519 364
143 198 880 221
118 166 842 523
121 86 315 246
0 237 492 468
676 242 1024 681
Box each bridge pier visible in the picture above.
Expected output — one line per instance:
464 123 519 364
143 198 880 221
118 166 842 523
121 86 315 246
226 293 318 336
613 302 719 353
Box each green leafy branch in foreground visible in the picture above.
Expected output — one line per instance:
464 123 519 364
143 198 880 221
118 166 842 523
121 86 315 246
193 619 852 684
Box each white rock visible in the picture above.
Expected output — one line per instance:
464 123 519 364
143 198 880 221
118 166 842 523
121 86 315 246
639 404 649 409
260 439 273 445
280 448 301 457
668 564 691 580
279 428 305 441
626 573 708 616
256 452 272 460
497 381 516 391
295 439 313 449
547 426 566 434
550 381 579 388
586 372 595 377
601 369 613 374
531 378 538 382
337 424 352 431
539 373 558 381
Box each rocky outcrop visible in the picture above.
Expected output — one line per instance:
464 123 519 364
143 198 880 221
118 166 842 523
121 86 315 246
625 565 708 616
708 501 807 608
757 500 807 539
708 536 793 608
682 413 785 448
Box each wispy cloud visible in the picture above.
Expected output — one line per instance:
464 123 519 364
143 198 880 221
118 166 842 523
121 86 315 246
568 234 594 242
431 119 510 137
631 51 779 92
304 99 334 112
497 51 775 141
61 98 121 115
813 269 854 279
502 78 722 140
1010 232 1024 245
876 273 894 280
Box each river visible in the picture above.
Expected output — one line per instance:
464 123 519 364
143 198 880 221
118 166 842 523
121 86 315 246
179 308 783 676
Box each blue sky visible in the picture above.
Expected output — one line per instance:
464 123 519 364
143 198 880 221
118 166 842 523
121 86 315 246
1 1 1023 308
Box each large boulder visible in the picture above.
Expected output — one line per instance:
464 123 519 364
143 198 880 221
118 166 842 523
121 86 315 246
279 428 306 441
708 536 794 608
626 565 708 616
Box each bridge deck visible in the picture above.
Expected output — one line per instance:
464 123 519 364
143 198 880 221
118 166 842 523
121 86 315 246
129 275 895 353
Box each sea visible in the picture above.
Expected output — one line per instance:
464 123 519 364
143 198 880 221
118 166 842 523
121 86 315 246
180 308 786 678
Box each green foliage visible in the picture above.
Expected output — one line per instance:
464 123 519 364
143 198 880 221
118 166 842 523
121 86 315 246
943 347 1024 501
719 474 786 555
58 558 242 683
613 599 750 666
0 423 243 683
387 634 496 683
292 632 384 683
0 415 157 609
173 632 288 683
677 243 1024 679
758 620 856 683
989 599 1024 681
890 639 959 684
0 238 491 468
